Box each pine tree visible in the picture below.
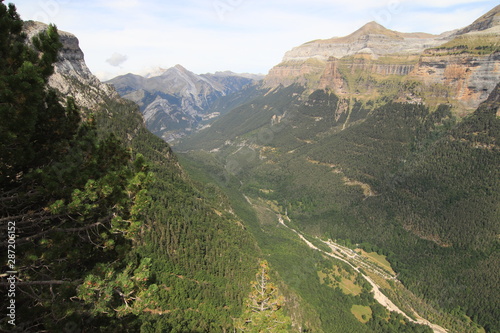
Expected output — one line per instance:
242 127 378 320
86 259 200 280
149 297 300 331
0 2 151 330
235 260 292 332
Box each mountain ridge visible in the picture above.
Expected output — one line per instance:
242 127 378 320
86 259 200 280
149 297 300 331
264 5 500 111
455 4 500 35
278 21 451 64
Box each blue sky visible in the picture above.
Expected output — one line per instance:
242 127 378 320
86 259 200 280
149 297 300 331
13 0 499 80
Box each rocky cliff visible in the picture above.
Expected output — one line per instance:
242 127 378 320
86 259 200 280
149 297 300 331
410 48 500 109
107 66 263 142
408 6 500 109
23 21 119 110
264 6 500 111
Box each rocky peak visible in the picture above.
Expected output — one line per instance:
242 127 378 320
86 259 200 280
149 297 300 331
336 21 404 42
165 64 191 77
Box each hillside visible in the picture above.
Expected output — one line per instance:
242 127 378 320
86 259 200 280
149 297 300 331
0 10 262 332
179 81 500 333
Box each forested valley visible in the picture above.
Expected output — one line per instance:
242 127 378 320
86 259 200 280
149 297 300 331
177 81 500 332
1 1 499 332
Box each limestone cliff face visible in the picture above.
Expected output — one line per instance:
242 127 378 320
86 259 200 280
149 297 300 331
265 59 326 88
318 57 417 94
410 50 500 109
407 6 500 109
23 21 119 110
264 6 500 111
280 22 448 62
264 22 451 89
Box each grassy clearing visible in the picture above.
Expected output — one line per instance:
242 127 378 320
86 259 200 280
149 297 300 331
351 305 372 323
433 34 500 55
318 266 363 296
357 249 396 275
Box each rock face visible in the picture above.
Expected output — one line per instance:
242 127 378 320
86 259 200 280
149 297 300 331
23 21 119 110
107 66 263 142
410 49 500 109
408 6 500 109
265 22 452 89
264 6 500 111
281 22 449 62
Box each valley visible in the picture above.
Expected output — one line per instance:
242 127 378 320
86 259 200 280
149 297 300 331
274 209 446 333
174 7 500 330
1 1 499 332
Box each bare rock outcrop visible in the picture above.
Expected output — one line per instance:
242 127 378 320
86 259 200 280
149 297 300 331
23 21 119 110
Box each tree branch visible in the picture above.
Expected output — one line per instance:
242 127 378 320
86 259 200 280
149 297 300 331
0 280 70 286
0 211 49 223
0 218 109 247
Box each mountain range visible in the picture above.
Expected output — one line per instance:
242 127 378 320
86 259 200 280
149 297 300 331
2 3 499 332
106 65 263 141
108 5 500 142
265 6 500 111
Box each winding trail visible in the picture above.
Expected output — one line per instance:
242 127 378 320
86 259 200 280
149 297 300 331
277 214 448 333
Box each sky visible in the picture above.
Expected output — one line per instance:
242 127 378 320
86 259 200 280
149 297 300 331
13 0 499 80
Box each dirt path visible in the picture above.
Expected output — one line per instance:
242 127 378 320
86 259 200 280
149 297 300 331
277 214 448 333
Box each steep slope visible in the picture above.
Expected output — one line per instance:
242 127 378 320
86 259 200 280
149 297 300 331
409 5 500 110
264 7 500 111
23 21 120 109
107 65 262 142
3 19 262 332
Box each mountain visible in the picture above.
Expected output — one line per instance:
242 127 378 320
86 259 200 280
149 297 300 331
279 21 448 62
264 6 500 111
455 4 500 35
177 6 500 332
106 65 263 142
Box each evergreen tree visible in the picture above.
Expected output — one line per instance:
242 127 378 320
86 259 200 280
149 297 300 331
235 260 292 332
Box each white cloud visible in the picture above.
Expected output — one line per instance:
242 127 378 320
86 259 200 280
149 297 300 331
106 52 128 67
